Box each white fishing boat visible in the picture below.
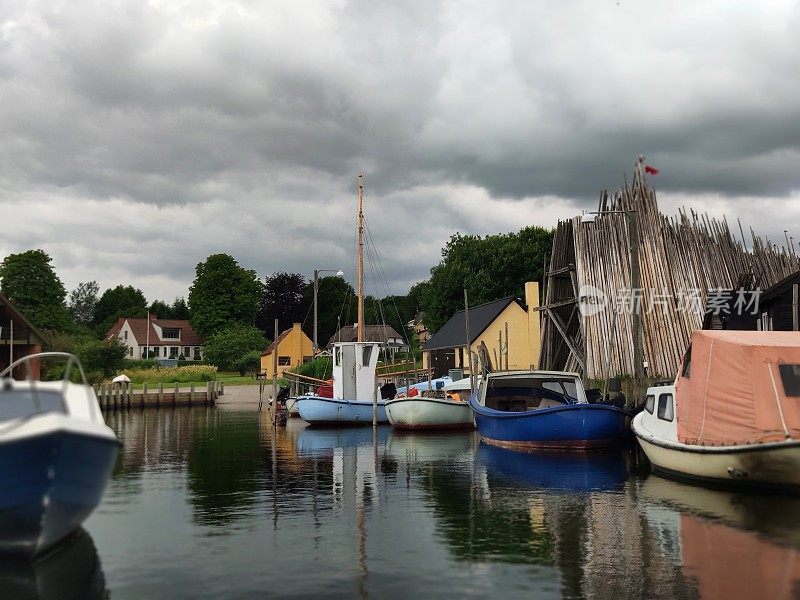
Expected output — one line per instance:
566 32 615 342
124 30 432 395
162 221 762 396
633 330 800 490
385 376 474 430
295 174 389 426
0 353 119 556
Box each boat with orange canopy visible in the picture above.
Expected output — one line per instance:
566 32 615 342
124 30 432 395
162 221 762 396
633 330 800 489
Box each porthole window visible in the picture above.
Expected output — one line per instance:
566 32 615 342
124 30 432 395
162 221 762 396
645 394 655 414
657 393 674 421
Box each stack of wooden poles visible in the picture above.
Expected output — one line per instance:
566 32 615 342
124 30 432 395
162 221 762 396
541 167 800 379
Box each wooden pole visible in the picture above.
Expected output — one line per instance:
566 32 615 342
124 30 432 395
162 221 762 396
504 321 509 370
357 173 365 343
273 318 279 426
464 288 473 393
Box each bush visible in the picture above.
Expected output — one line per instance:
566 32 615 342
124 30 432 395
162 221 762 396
204 325 267 375
123 358 160 370
232 350 261 377
294 355 333 381
75 338 128 378
117 365 218 384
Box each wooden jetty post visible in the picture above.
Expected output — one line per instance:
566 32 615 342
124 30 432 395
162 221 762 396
272 318 278 426
158 382 163 406
173 382 179 406
142 382 148 408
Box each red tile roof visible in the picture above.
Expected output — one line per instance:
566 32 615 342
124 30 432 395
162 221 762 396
261 328 291 356
106 317 204 346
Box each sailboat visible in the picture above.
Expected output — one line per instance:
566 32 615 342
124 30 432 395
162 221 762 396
295 174 389 426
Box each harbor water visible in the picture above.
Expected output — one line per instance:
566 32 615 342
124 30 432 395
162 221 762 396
11 403 800 599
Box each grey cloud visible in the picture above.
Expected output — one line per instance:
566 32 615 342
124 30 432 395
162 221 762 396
2 0 800 300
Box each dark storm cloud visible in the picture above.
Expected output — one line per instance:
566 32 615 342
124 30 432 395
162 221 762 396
1 0 799 299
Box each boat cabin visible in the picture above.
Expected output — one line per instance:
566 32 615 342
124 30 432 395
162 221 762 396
479 371 587 412
332 341 381 401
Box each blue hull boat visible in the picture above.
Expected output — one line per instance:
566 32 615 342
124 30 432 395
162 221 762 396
0 431 118 556
470 370 628 450
296 396 389 426
1 353 120 557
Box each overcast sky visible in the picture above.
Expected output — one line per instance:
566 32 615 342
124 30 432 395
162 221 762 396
2 0 799 302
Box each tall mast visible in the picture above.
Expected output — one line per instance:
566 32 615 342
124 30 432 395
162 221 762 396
357 173 365 343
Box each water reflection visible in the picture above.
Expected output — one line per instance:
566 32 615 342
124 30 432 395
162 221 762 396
0 530 107 600
88 407 800 599
640 477 800 599
476 444 627 492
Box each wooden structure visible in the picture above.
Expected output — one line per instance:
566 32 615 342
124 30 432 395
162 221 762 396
541 167 800 379
96 380 223 410
0 293 47 379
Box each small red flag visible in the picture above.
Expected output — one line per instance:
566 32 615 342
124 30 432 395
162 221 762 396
644 165 659 175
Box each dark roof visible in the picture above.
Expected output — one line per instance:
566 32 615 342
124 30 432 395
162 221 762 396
327 324 404 346
106 317 204 346
262 328 292 356
0 292 48 345
424 296 524 351
762 270 800 302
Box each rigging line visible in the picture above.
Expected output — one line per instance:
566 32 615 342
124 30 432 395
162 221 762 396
363 217 412 348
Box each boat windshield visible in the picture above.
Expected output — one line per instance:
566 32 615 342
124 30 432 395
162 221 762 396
484 377 579 412
0 389 66 422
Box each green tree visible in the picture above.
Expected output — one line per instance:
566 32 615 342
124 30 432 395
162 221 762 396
256 272 309 337
204 324 267 374
68 280 100 327
93 285 148 335
149 299 173 319
420 226 553 333
75 337 128 379
171 297 190 320
304 275 355 347
0 249 70 331
188 254 261 339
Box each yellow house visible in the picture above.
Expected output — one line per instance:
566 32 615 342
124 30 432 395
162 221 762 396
260 323 314 377
422 282 541 377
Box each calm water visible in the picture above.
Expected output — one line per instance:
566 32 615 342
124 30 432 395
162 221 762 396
9 406 800 599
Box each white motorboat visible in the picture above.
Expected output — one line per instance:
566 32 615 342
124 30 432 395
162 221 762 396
0 353 119 556
633 330 800 490
385 376 474 430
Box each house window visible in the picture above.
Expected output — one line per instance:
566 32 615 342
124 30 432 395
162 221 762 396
184 347 191 358
170 347 178 359
657 394 674 421
194 347 201 360
124 330 128 340
128 347 133 356
278 356 291 366
151 347 159 358
302 356 312 364
163 328 180 339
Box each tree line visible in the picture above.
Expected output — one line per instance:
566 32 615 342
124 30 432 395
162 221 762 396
0 225 552 379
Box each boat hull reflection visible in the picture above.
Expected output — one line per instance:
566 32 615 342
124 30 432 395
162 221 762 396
477 443 627 491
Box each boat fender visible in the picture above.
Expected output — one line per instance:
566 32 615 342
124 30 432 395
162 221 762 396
408 387 419 397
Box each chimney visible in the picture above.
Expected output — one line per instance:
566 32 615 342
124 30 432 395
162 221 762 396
525 282 541 369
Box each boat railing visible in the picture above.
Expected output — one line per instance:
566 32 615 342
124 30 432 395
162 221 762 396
0 352 97 422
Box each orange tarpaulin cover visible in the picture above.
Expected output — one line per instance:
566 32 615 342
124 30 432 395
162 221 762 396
676 330 800 446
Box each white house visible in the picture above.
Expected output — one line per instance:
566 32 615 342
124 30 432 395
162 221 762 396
106 316 205 361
